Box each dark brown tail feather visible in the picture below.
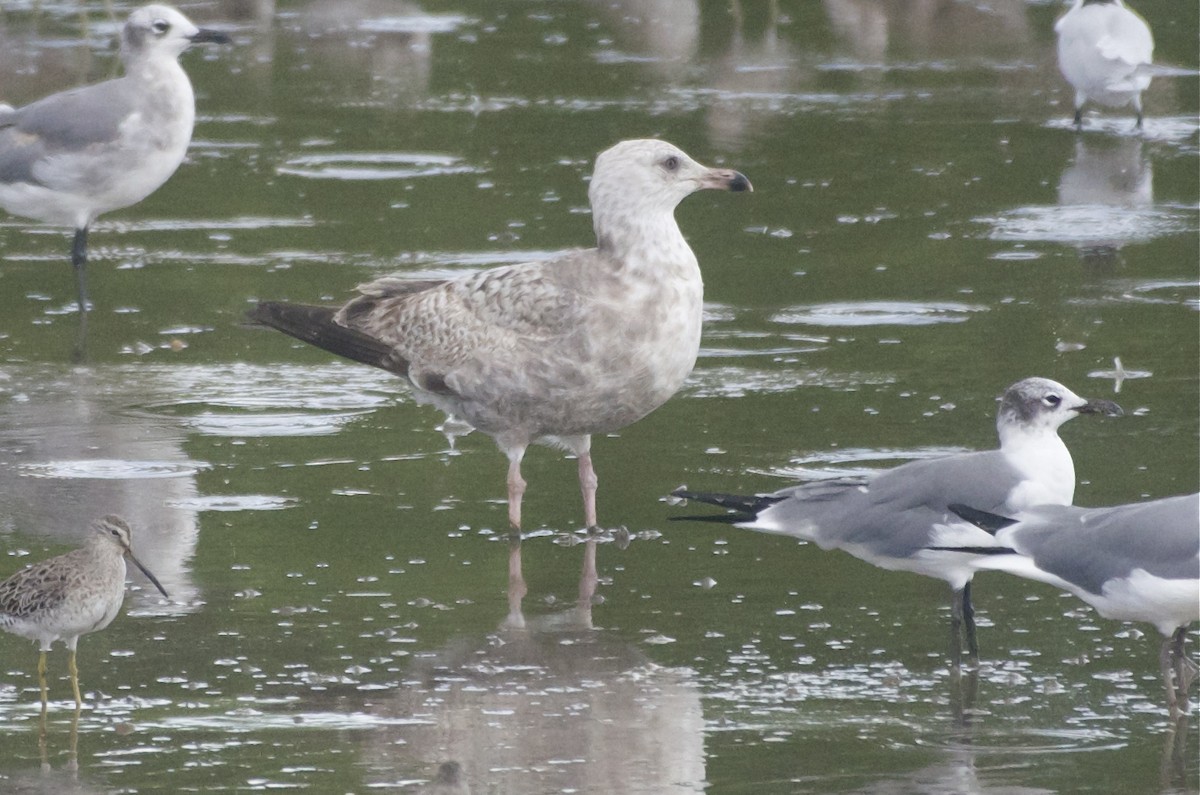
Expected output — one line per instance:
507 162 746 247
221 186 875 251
246 302 406 375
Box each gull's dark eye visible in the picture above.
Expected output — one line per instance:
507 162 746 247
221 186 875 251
663 155 680 172
1044 394 1061 406
152 19 170 34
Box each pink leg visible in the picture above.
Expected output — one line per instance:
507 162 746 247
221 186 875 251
578 451 598 528
506 534 527 627
507 456 526 530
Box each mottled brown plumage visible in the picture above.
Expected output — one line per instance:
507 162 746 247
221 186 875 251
250 138 751 529
0 515 168 708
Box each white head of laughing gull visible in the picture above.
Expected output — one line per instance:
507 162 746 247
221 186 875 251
0 5 230 314
943 494 1199 716
249 139 752 532
672 377 1123 668
1055 0 1154 129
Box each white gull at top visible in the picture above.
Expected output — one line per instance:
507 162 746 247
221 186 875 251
0 4 230 310
250 139 752 530
1055 0 1153 129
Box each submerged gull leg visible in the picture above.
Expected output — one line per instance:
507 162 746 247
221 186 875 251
1172 627 1197 711
1161 635 1182 716
962 581 980 666
505 533 527 629
949 588 966 670
71 227 90 313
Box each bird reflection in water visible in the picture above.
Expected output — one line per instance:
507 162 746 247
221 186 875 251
347 530 704 793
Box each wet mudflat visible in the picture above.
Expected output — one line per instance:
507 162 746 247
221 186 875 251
0 1 1197 792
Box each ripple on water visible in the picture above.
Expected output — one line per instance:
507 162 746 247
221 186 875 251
166 495 298 512
772 301 986 327
277 152 482 181
19 459 209 480
982 205 1196 247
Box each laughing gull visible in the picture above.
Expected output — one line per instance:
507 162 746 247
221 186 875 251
1055 0 1153 129
0 5 230 313
672 377 1122 667
943 494 1199 716
249 139 751 530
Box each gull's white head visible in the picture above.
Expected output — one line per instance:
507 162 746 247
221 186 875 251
996 377 1122 440
588 139 751 253
122 4 230 63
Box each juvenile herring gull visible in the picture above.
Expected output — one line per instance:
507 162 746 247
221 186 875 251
942 494 1199 716
250 138 752 529
672 377 1122 667
0 4 230 312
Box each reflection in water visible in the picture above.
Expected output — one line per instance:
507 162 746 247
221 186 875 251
1057 136 1152 269
353 533 706 793
0 367 201 611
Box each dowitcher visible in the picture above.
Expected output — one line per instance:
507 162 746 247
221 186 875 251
0 515 169 708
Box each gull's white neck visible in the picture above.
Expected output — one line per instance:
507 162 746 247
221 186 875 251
998 423 1076 510
595 207 699 280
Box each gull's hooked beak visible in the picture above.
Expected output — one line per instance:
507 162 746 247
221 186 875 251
126 550 171 599
189 28 232 45
700 168 753 193
1074 398 1123 417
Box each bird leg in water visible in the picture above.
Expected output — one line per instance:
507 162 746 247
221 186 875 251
506 455 527 530
578 451 598 529
68 649 82 708
962 581 980 664
71 227 90 313
1170 627 1197 712
37 650 49 707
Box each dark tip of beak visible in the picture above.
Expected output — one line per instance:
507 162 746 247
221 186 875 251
190 28 232 45
1077 399 1123 417
128 552 171 599
728 171 753 193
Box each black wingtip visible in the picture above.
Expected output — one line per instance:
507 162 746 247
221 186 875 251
247 301 401 374
928 545 1019 555
947 503 1017 534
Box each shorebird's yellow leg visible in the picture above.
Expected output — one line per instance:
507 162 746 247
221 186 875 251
37 651 49 707
68 649 82 708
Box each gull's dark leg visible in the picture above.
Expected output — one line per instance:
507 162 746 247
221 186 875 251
1161 634 1181 717
962 580 980 665
949 587 964 670
1073 107 1083 130
71 227 90 313
1172 627 1197 707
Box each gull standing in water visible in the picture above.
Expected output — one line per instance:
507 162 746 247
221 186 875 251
672 378 1122 667
0 5 230 314
1055 0 1153 129
250 138 751 531
943 495 1200 716
0 515 169 710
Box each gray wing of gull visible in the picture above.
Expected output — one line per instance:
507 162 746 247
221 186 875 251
999 494 1200 596
759 450 1024 559
0 78 136 188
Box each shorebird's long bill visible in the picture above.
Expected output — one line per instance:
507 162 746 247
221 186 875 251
190 28 232 45
1076 399 1123 417
127 553 170 599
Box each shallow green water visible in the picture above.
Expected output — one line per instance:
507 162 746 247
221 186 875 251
0 1 1197 792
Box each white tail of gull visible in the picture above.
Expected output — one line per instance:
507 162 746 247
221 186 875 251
672 377 1122 668
941 494 1199 716
0 4 230 314
1055 0 1153 129
249 138 752 530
